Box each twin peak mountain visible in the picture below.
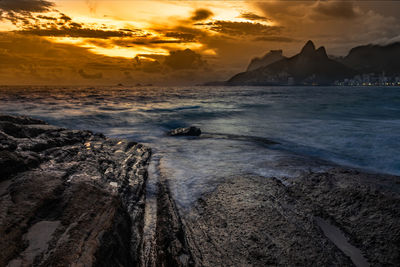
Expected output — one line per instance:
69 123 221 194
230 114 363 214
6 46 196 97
225 40 400 86
228 40 355 86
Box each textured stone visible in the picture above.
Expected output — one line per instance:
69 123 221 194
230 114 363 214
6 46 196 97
0 114 151 266
179 169 400 266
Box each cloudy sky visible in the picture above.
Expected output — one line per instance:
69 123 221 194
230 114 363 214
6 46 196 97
0 0 399 85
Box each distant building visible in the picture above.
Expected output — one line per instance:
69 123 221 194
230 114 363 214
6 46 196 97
334 72 400 86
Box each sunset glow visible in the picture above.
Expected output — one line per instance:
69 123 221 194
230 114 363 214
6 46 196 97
1 0 400 85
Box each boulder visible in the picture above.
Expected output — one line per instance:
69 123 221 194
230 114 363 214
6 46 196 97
168 126 201 137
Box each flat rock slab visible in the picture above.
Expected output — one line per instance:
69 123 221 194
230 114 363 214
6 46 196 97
0 114 151 266
180 169 400 266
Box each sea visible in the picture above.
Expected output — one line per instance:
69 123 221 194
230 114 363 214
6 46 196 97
1 85 399 208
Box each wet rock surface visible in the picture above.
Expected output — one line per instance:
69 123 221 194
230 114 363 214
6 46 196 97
155 179 194 267
184 175 353 266
0 114 151 266
289 169 400 266
167 127 201 137
178 169 399 267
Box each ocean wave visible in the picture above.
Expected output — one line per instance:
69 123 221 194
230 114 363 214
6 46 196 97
1 85 399 176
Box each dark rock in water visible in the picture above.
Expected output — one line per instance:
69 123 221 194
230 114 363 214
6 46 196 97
0 114 151 266
168 126 201 136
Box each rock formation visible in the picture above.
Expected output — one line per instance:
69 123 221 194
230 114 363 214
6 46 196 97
0 114 151 266
167 127 201 137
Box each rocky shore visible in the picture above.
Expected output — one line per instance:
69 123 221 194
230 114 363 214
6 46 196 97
0 114 151 266
181 169 400 266
1 114 399 267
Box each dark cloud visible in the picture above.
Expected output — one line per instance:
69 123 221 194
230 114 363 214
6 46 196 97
255 0 359 22
119 28 139 33
132 49 207 72
190 8 213 21
36 15 57 20
239 12 268 21
254 36 296 43
169 26 206 39
164 49 207 70
255 1 305 23
113 37 190 46
165 32 196 42
0 0 54 25
18 27 136 38
133 56 162 73
0 0 54 13
137 39 183 44
1 3 142 40
59 13 72 22
313 0 358 19
149 26 206 45
196 21 281 37
15 13 140 38
83 30 198 51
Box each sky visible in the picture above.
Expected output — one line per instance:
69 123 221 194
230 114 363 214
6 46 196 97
0 0 400 85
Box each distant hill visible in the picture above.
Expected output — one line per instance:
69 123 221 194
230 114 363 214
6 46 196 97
340 42 400 75
227 41 355 86
247 50 285 71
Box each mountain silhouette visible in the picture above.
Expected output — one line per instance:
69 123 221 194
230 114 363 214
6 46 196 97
340 42 400 75
227 40 355 85
247 50 285 71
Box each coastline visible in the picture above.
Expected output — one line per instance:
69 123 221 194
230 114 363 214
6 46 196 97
1 114 399 266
